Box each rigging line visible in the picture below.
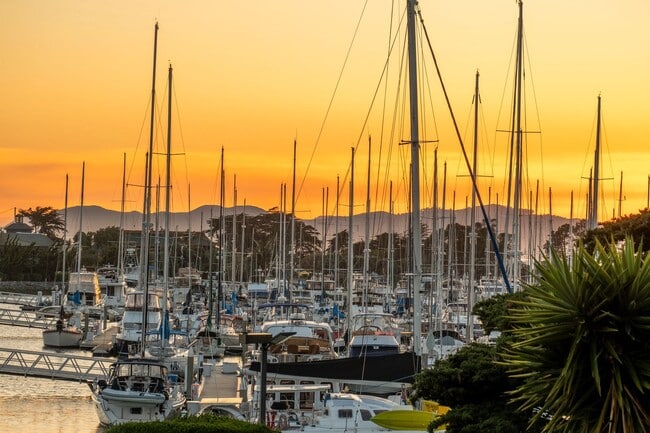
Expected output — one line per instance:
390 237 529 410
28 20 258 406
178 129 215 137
373 0 399 237
296 0 369 203
523 35 546 211
171 67 192 205
415 7 512 293
378 35 407 223
126 93 158 206
331 7 407 217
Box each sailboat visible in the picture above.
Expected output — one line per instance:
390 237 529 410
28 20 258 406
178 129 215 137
88 23 187 426
43 169 85 348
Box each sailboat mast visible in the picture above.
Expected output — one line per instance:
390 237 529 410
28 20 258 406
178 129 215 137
77 162 85 279
321 187 327 305
118 153 126 275
188 185 192 290
363 137 371 311
140 22 159 291
217 147 224 327
335 175 340 291
467 71 480 342
502 1 524 289
407 0 422 354
62 174 68 295
346 147 355 339
589 95 602 230
161 64 174 350
240 199 246 283
232 176 237 284
290 140 297 290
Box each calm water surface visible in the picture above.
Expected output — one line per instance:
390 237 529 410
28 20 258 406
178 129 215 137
0 313 104 433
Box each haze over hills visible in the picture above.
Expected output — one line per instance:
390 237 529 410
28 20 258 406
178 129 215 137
43 204 573 252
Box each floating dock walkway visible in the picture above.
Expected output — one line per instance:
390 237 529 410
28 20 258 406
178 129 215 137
0 347 113 382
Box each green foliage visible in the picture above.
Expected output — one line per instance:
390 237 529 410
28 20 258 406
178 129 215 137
0 236 60 281
412 344 541 433
582 208 650 253
504 237 650 432
542 220 586 255
18 206 65 241
473 292 528 334
104 414 273 433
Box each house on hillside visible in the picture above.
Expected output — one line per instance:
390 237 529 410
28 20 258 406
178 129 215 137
0 215 53 247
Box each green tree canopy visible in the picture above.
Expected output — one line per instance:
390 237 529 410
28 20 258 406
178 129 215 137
582 208 650 252
412 343 542 433
504 238 650 432
18 206 65 241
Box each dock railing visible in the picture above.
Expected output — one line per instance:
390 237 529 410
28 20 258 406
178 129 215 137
0 347 113 382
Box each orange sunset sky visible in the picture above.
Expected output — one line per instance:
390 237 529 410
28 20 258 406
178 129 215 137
1 1 649 230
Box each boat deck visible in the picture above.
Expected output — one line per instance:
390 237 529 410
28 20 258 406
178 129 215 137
187 355 244 416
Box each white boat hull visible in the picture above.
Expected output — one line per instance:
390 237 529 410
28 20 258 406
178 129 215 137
91 387 186 426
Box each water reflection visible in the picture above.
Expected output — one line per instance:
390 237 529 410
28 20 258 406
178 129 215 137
0 320 103 433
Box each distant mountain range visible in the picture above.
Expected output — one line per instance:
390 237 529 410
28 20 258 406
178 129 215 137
55 204 572 249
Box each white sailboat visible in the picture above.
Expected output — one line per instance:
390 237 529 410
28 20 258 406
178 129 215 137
43 169 84 349
89 23 187 426
89 356 187 426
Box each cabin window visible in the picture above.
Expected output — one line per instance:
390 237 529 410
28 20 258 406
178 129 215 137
360 409 372 421
300 392 314 409
338 409 353 418
279 393 294 408
130 407 143 415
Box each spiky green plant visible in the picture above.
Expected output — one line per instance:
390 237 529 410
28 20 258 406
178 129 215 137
503 238 650 433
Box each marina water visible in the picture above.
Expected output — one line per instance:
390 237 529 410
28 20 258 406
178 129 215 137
0 317 103 433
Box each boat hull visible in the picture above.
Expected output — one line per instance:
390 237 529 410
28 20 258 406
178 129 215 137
248 352 421 395
371 410 436 430
42 328 83 348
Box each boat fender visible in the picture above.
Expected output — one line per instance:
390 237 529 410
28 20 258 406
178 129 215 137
278 413 289 429
266 411 276 428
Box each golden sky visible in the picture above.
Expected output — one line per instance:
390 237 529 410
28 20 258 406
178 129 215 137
2 0 649 228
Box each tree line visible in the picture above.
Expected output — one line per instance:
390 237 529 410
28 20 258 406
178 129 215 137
4 205 650 284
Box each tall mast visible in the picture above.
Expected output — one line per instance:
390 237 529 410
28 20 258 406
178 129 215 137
188 185 192 287
346 147 355 337
502 1 524 289
406 0 422 355
117 154 126 275
334 175 340 290
290 140 297 290
139 21 159 290
139 22 158 355
321 187 327 305
232 175 237 283
76 162 85 304
240 199 246 283
388 181 394 294
61 174 68 295
588 95 602 230
160 64 173 351
363 136 371 311
467 71 480 342
511 0 524 289
217 147 224 327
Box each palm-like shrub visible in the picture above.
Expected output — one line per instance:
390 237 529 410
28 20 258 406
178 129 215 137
504 238 650 432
